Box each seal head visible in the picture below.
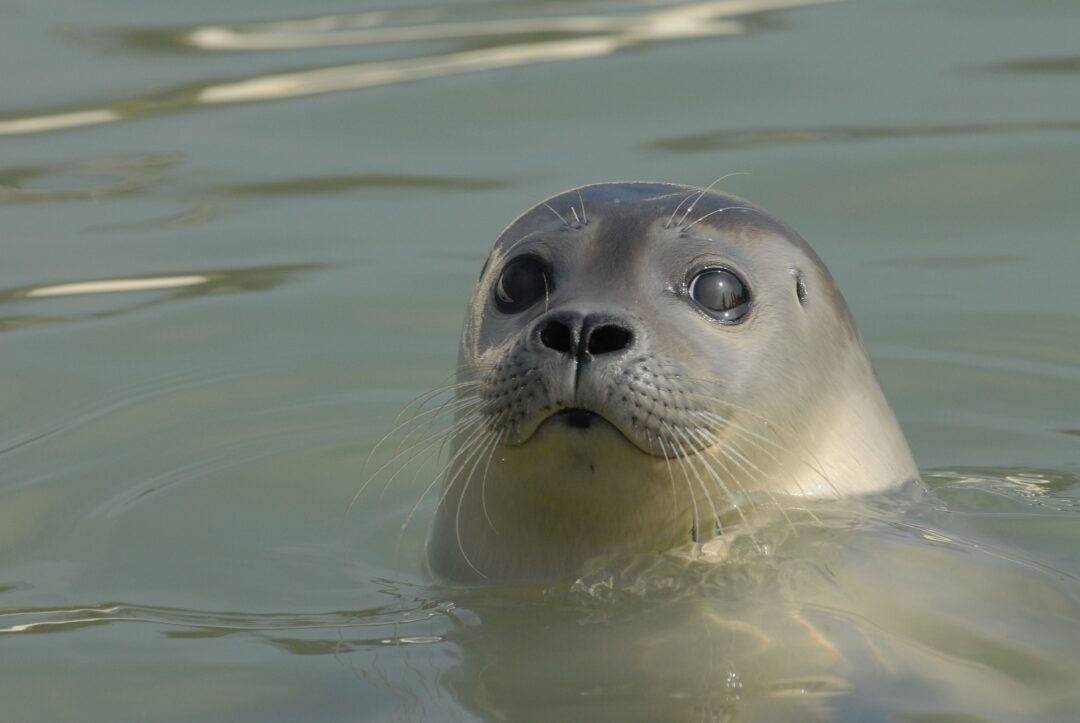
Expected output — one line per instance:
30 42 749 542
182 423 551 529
428 182 917 583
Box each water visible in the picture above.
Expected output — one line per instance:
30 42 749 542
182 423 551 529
1 0 1078 720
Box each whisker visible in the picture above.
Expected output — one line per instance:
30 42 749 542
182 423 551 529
680 424 780 552
691 399 825 525
690 407 785 451
676 172 748 228
662 422 700 544
668 424 723 539
652 431 680 517
372 395 482 466
393 376 482 424
682 206 753 233
541 202 569 226
692 397 842 500
681 425 754 531
666 188 698 229
375 374 496 470
370 410 486 498
453 428 503 579
688 408 813 527
542 268 550 313
674 381 794 449
391 395 484 454
392 431 488 571
479 426 506 535
718 434 798 527
798 447 843 500
398 417 489 535
349 400 484 513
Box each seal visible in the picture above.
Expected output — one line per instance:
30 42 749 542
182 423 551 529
425 182 917 583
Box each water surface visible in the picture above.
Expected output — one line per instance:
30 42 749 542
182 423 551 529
1 0 1079 720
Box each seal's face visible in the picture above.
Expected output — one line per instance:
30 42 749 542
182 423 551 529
429 182 917 582
462 183 845 459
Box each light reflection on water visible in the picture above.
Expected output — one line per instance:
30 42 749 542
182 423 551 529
0 265 321 332
0 0 833 136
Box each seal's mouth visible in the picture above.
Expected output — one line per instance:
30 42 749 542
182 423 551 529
519 406 635 449
536 408 634 444
549 407 605 430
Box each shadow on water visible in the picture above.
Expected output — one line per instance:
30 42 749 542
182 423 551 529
0 153 509 238
215 174 508 197
0 264 322 333
0 0 838 136
0 154 184 203
984 55 1080 75
0 153 507 202
649 120 1080 152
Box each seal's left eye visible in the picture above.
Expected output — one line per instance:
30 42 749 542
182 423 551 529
493 255 551 314
689 268 750 322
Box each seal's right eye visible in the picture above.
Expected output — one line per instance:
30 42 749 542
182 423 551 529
493 255 551 314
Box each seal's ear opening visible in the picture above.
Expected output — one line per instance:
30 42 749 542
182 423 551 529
795 272 808 306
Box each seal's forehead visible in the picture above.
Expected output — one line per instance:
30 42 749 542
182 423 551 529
507 182 691 235
494 182 817 264
563 182 691 209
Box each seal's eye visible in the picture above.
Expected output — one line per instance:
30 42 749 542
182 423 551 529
493 255 551 314
689 268 750 322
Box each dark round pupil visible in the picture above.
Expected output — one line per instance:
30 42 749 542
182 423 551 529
690 269 749 321
494 256 549 313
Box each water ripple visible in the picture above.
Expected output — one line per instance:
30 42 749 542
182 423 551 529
0 370 229 470
926 468 1080 515
0 597 454 638
0 154 183 203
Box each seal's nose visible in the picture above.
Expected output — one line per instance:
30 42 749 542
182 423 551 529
537 312 576 354
582 317 634 356
535 311 635 361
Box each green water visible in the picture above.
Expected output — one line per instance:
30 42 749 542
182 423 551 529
2 0 1078 720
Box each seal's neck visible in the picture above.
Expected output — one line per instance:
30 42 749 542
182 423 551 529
426 362 918 584
427 428 696 584
775 364 918 498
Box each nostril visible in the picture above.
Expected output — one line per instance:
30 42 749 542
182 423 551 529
586 324 633 355
539 320 574 353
